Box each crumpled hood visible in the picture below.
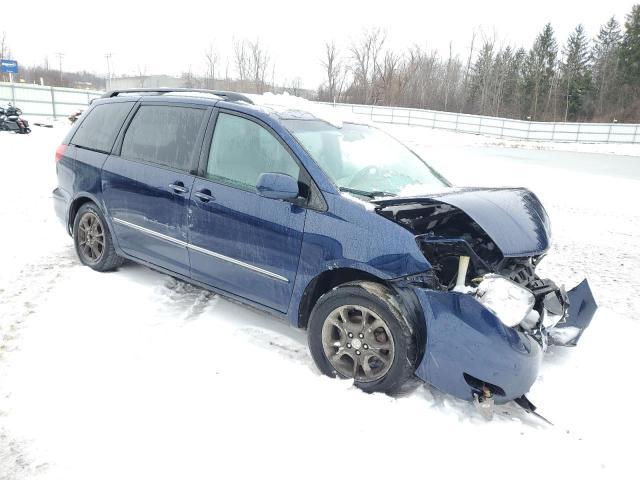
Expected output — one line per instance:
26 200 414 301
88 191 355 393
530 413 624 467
373 187 552 257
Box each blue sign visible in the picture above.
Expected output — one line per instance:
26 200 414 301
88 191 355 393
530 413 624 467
0 59 18 74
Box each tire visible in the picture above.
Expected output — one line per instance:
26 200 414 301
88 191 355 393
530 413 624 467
308 281 419 394
72 202 124 272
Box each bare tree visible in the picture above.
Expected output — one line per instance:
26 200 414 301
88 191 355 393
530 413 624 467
462 31 477 110
376 50 401 105
137 65 147 87
443 42 454 110
271 63 276 93
285 77 302 96
233 38 249 86
224 56 231 90
321 41 347 102
1 31 11 82
181 68 196 88
248 39 270 93
204 42 219 89
349 28 386 104
0 31 9 60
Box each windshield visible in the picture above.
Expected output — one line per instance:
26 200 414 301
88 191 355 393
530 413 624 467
282 120 449 198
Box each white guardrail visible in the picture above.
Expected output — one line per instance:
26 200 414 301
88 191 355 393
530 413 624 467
320 102 640 144
0 82 102 119
2 82 639 144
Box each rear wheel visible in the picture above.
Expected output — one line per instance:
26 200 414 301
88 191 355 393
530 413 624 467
73 202 124 272
308 281 418 393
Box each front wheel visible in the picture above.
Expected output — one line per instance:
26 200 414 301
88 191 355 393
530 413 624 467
73 202 124 272
308 281 419 394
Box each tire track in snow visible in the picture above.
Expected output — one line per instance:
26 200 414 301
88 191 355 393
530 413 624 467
0 246 78 480
0 247 77 361
0 430 49 480
153 276 216 322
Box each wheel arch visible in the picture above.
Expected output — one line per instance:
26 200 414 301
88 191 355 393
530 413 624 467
304 273 427 393
67 193 101 234
296 267 391 330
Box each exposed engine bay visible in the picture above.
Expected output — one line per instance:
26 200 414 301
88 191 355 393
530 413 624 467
375 191 597 349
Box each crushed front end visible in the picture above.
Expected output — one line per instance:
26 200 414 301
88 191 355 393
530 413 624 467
377 187 598 403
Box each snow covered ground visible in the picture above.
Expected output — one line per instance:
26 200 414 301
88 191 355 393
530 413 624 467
1 121 639 479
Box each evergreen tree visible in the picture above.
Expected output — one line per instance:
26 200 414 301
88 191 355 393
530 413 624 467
523 23 558 120
619 5 640 88
468 41 495 114
561 25 593 120
592 17 622 116
503 47 527 118
490 46 513 116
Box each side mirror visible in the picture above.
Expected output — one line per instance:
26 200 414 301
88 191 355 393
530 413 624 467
256 172 299 200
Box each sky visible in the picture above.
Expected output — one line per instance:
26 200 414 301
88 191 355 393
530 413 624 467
1 0 638 89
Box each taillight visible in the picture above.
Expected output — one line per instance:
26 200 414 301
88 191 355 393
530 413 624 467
55 144 66 163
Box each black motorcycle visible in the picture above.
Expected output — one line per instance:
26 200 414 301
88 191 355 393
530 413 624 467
0 104 31 134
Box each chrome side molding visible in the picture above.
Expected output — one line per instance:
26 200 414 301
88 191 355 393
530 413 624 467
112 217 288 283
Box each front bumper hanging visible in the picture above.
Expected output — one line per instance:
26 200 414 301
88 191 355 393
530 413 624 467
547 279 597 346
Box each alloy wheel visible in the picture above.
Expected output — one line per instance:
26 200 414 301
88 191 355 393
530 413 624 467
77 211 105 263
321 304 395 382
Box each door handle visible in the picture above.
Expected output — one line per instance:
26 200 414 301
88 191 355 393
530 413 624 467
169 182 189 194
195 189 215 202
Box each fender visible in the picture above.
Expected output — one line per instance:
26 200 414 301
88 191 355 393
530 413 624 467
286 193 432 326
68 191 125 254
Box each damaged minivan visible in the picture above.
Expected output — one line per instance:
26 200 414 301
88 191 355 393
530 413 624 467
53 89 597 413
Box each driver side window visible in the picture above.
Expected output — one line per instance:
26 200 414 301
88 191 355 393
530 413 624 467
206 112 300 191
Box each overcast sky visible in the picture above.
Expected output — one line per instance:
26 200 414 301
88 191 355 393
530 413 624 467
2 0 638 88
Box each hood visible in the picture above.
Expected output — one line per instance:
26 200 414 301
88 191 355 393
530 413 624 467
373 187 552 257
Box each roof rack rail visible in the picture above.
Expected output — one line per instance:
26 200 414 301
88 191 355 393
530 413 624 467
101 88 254 104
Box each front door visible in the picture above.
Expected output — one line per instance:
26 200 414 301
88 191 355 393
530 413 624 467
103 103 209 277
188 111 306 312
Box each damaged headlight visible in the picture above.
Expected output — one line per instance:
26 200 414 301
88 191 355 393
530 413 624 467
475 274 535 328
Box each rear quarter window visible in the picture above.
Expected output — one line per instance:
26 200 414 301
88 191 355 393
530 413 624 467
71 102 134 153
120 105 206 171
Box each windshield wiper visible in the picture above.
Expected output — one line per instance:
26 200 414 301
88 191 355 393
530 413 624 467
338 187 397 199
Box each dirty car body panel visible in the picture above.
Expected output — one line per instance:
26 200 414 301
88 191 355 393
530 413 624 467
54 90 597 405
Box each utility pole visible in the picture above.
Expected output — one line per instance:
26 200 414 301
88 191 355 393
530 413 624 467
105 53 112 89
55 52 64 86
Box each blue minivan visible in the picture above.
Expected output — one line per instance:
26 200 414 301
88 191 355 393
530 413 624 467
53 88 596 410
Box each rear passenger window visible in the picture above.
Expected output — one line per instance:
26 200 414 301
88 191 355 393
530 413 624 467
121 105 206 171
206 113 300 190
71 102 134 153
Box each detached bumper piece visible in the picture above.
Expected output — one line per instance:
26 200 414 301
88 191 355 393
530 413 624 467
514 395 553 425
547 279 597 347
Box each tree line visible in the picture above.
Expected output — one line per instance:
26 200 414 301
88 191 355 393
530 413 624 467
179 37 306 96
319 5 640 123
3 4 640 122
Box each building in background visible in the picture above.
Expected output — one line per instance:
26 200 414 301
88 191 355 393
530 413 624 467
106 75 187 90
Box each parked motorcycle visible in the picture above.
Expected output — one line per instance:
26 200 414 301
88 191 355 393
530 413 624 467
0 104 31 134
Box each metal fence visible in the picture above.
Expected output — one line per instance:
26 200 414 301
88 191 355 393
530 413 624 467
2 82 639 144
0 82 102 119
320 102 640 144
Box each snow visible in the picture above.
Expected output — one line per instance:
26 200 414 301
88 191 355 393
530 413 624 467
249 92 372 128
548 326 581 345
383 122 640 156
1 121 639 479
